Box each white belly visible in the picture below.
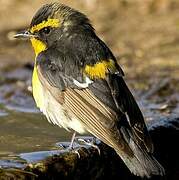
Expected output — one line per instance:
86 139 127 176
32 71 87 134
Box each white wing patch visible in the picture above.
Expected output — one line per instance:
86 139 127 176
73 76 93 88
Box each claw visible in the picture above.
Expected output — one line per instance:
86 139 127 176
75 136 101 155
73 149 81 158
56 142 81 158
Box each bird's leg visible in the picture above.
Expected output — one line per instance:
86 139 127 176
68 131 81 158
69 131 76 149
57 132 77 149
57 131 80 157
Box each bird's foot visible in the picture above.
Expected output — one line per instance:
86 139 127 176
75 136 101 155
56 136 101 157
57 141 81 158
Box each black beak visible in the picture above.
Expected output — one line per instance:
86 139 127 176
14 30 35 39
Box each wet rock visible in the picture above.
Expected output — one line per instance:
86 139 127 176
0 116 178 180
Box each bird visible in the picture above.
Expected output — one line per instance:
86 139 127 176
14 2 165 178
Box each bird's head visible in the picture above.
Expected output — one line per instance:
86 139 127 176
15 2 93 56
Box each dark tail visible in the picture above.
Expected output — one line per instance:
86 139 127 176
114 138 165 178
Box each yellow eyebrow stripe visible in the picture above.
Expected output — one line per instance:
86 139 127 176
30 18 60 33
84 59 116 79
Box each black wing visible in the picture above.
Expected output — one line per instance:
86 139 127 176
106 73 154 152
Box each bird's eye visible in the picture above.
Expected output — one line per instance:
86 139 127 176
42 27 51 34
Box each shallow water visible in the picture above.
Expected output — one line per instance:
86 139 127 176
0 111 71 155
0 110 73 168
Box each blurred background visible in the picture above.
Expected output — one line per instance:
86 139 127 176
0 0 179 162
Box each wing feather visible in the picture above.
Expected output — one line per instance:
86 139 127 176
106 74 154 152
64 88 132 155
